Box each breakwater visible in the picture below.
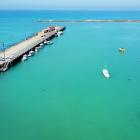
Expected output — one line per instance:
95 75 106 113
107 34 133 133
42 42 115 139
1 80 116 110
37 19 140 23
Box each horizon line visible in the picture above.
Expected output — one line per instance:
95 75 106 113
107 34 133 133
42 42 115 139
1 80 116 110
0 9 140 11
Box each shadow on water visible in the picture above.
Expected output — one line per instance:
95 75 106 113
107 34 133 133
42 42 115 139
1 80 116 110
127 78 132 82
40 88 48 95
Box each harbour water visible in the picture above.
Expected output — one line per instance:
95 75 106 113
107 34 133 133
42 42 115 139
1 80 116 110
0 10 140 140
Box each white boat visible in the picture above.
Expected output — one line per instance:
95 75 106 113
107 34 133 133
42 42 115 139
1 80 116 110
118 48 125 53
44 41 47 44
30 50 34 55
22 54 28 61
47 41 53 45
57 31 63 36
102 69 110 78
28 52 32 57
28 51 34 57
35 47 39 52
40 43 44 46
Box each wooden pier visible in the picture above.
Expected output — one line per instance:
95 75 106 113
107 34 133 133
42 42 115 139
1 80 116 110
0 26 65 72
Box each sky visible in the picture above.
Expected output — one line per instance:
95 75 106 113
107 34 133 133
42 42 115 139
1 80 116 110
0 0 140 10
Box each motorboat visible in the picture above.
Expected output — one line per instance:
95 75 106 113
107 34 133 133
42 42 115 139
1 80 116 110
35 47 39 52
47 41 53 45
119 48 125 53
40 43 44 46
30 50 34 55
103 69 110 78
28 53 32 57
57 31 63 36
28 51 34 57
44 40 48 44
22 54 28 61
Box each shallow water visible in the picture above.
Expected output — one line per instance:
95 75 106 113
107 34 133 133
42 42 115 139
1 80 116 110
0 11 140 140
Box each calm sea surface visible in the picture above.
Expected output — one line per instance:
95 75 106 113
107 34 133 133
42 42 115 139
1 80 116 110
0 10 140 140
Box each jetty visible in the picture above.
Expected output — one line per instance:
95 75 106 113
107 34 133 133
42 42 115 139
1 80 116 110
0 26 65 72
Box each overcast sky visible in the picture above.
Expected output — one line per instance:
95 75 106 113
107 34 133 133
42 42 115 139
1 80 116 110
0 0 140 10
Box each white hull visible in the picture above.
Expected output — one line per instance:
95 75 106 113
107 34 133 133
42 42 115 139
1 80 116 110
57 31 63 36
22 55 28 61
44 41 48 44
40 43 44 46
46 41 53 45
35 49 38 52
28 51 34 57
103 69 110 78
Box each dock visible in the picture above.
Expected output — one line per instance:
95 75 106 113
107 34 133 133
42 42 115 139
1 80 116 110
0 26 66 72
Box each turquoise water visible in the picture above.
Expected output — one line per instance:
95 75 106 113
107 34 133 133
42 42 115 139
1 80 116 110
0 11 140 140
